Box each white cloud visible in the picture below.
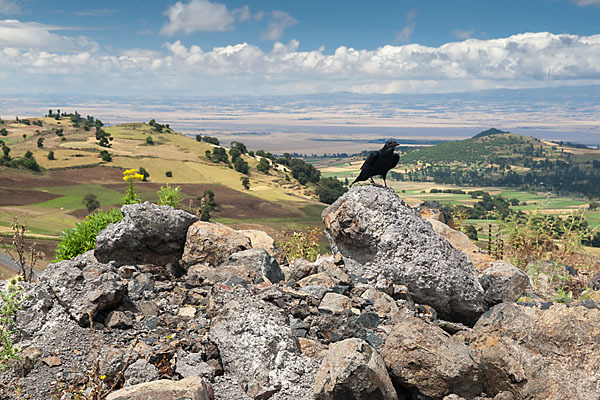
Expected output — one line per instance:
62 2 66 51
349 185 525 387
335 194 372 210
396 9 416 43
453 28 475 40
160 0 242 35
0 19 98 51
1 31 600 95
73 9 118 17
571 0 600 7
0 0 19 14
261 11 298 41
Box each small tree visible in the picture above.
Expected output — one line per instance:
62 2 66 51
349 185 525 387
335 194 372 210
257 158 271 174
99 150 112 162
138 167 150 181
47 151 55 160
195 134 202 142
83 194 100 213
22 134 26 141
146 136 154 145
241 176 250 190
37 137 44 148
234 157 249 174
0 129 6 136
197 190 216 221
165 170 172 177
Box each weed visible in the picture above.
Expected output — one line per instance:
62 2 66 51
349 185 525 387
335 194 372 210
0 217 43 282
121 169 144 205
278 226 322 262
0 276 25 371
157 184 182 208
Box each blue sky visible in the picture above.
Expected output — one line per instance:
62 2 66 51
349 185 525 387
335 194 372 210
1 0 599 96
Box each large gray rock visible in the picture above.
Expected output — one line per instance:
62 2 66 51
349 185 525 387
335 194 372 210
209 287 318 399
106 376 212 400
322 186 485 324
470 302 600 400
226 248 285 283
181 222 251 268
313 338 397 400
40 251 126 326
381 316 484 399
95 202 198 266
479 261 531 307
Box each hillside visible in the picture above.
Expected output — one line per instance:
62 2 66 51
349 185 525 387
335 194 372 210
0 114 325 242
393 131 600 197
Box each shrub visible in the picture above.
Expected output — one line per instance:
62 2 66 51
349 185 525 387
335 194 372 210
278 226 322 262
83 194 100 213
55 208 123 262
0 276 25 371
240 176 250 189
47 151 55 160
165 170 172 178
316 177 347 204
146 136 154 145
234 157 249 174
257 158 270 174
37 137 44 148
157 184 182 208
99 150 112 162
138 167 150 181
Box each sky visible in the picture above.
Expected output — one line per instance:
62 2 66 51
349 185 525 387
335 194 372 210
1 0 600 96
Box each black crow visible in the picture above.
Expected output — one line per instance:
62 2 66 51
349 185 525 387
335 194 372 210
351 140 400 187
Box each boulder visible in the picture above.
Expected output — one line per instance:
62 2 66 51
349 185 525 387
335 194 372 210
381 316 483 399
322 186 485 324
124 359 159 386
181 222 251 268
40 251 126 326
95 202 198 267
470 302 600 400
479 261 530 307
313 338 397 400
238 229 288 265
226 248 285 283
106 376 212 400
208 287 318 399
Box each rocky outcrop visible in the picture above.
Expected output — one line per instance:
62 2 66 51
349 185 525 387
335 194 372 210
313 338 396 400
322 186 485 324
95 202 198 267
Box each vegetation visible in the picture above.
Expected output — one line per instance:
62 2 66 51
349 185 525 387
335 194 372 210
99 150 112 162
0 275 25 371
121 169 144 205
0 217 42 281
54 209 123 262
145 136 154 145
198 190 216 221
278 226 322 262
47 151 55 160
157 184 182 208
83 194 100 213
257 158 271 174
165 170 172 178
316 177 347 204
240 176 250 190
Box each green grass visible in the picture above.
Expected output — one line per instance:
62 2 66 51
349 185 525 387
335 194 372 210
32 184 123 210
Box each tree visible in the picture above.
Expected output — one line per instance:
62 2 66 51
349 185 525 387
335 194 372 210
22 134 27 141
165 170 173 177
37 137 44 148
0 128 7 136
24 151 33 159
229 147 241 162
234 157 249 174
83 194 100 213
47 151 55 160
138 167 150 181
240 176 250 190
195 134 202 142
230 141 248 154
99 150 112 162
257 158 271 174
316 177 347 204
146 136 154 145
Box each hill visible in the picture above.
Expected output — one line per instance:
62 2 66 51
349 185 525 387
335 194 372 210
0 113 325 242
472 127 508 139
393 131 600 197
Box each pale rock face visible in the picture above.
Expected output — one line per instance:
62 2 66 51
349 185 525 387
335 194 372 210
181 221 251 267
322 185 486 325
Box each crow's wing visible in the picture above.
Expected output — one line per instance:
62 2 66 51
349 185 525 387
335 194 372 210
360 150 380 171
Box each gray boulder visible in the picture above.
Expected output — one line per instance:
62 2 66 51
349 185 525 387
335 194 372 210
95 202 198 267
322 186 485 324
40 251 125 326
313 338 397 400
106 376 212 400
181 221 251 268
381 316 484 399
479 261 530 307
226 248 284 283
470 302 600 400
209 287 318 399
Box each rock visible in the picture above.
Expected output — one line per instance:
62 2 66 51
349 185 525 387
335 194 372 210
128 273 154 300
470 302 600 400
12 346 41 377
238 229 288 265
176 350 217 381
360 288 400 319
226 249 284 284
181 222 251 268
124 359 159 386
298 338 328 359
178 306 197 319
40 251 126 326
95 202 198 267
479 261 530 307
42 355 61 367
105 311 134 329
298 273 337 288
322 186 485 324
187 264 255 286
288 259 318 281
314 338 396 400
381 316 483 399
318 292 352 315
209 287 318 399
106 376 212 400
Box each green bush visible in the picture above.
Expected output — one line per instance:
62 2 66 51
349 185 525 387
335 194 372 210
158 184 181 208
0 276 25 371
55 209 123 262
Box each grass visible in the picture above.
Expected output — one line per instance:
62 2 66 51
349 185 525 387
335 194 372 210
32 185 123 210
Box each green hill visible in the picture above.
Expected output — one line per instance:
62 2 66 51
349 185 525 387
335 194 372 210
0 114 325 239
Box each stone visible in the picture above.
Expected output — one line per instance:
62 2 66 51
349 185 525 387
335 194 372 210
322 186 485 324
124 359 159 386
469 302 600 400
238 229 288 265
128 273 154 300
226 248 284 284
40 251 126 327
187 263 255 286
178 306 197 319
479 261 531 307
288 258 318 281
298 273 337 288
318 292 352 315
176 350 217 380
105 311 133 329
106 376 212 400
208 287 318 399
360 288 399 319
42 355 61 367
381 316 483 399
182 221 252 268
314 338 397 400
95 202 198 267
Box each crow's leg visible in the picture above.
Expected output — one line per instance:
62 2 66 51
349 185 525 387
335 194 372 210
370 177 375 184
383 177 387 187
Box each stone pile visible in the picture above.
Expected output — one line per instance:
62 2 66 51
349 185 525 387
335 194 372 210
1 189 599 400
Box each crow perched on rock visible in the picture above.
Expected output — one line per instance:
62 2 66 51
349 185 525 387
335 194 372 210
351 140 400 187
